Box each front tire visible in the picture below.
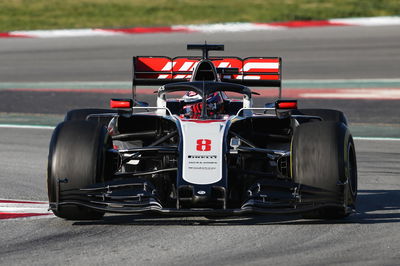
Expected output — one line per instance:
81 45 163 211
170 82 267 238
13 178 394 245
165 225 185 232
47 120 111 220
292 121 357 219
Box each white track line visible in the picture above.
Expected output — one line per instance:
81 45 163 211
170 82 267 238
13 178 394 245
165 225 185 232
0 124 55 129
353 137 400 141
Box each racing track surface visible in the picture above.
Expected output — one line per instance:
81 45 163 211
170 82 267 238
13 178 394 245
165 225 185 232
0 25 400 81
1 25 400 265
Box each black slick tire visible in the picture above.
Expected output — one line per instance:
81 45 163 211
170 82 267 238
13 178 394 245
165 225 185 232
47 120 111 220
291 121 357 219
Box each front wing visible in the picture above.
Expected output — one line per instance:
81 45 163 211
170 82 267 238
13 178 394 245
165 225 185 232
50 177 351 216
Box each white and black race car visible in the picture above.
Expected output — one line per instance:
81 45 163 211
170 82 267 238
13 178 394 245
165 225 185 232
47 44 357 220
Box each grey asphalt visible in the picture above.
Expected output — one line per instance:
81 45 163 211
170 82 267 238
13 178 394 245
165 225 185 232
0 25 400 265
0 25 399 81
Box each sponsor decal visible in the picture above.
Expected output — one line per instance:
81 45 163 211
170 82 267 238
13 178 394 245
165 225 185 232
188 155 217 159
187 154 218 171
181 121 227 184
154 58 280 80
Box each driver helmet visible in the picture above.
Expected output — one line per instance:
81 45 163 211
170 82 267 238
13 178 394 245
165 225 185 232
182 91 202 103
182 91 224 117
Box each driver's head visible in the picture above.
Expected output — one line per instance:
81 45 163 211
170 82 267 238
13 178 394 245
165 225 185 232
182 91 224 117
182 91 202 104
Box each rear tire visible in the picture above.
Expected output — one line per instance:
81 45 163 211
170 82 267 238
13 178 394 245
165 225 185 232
292 121 357 219
47 121 111 220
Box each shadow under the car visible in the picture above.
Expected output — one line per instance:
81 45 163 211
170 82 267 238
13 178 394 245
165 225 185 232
72 189 400 226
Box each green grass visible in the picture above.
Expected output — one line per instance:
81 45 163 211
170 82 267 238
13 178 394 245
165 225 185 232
1 0 399 31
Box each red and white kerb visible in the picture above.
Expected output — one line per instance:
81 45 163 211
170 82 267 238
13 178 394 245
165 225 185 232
0 199 54 220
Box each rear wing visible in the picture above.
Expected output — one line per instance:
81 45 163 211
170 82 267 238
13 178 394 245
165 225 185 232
133 56 281 87
132 56 282 101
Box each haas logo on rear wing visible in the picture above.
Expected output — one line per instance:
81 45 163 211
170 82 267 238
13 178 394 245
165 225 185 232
133 56 281 88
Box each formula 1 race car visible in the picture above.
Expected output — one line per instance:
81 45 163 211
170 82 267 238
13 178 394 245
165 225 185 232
47 44 357 220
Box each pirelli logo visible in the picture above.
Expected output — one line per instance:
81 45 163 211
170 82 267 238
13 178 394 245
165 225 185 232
188 155 217 159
